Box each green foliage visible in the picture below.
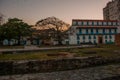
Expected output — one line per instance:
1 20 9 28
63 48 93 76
0 18 32 45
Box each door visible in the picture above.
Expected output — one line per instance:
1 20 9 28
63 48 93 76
98 36 103 44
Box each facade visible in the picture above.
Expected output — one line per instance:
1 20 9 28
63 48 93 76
68 19 119 45
103 0 120 21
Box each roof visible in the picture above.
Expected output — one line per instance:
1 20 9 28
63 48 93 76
76 26 117 29
72 19 118 22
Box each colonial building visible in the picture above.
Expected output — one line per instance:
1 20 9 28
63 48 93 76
103 0 120 21
68 19 119 45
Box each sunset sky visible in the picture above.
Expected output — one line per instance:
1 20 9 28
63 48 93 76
0 0 111 25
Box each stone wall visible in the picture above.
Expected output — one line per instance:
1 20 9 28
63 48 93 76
99 75 120 80
0 56 120 75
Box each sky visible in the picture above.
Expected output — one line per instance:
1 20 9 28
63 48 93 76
0 0 111 25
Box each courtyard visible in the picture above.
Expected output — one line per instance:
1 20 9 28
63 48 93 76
0 44 120 60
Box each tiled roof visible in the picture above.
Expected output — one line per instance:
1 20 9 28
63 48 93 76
76 26 117 29
72 19 118 22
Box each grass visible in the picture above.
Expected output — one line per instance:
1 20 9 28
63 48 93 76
0 49 60 60
0 52 57 60
0 44 120 60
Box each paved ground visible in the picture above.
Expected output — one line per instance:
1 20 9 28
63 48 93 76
0 45 95 53
0 64 120 80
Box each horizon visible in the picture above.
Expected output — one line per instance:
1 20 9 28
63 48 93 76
0 0 111 25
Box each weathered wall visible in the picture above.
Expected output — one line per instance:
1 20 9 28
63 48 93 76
0 56 120 75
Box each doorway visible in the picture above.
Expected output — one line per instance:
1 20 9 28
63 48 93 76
98 36 103 44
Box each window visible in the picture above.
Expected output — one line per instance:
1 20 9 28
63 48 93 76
103 29 105 33
94 21 97 26
118 22 120 26
78 21 82 26
113 22 116 26
79 29 82 34
94 40 96 44
115 29 117 33
109 29 111 33
105 40 107 43
108 22 112 26
83 21 87 26
105 35 107 39
89 35 91 39
109 35 112 39
86 29 88 34
83 35 85 39
98 22 102 26
94 35 96 39
77 35 79 40
77 41 80 44
88 21 92 26
72 21 77 26
96 29 99 34
110 40 112 42
103 22 107 26
91 29 93 34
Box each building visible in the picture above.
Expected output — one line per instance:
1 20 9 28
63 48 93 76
103 0 120 21
68 19 119 45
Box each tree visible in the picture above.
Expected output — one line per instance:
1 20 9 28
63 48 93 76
0 13 5 25
1 18 32 45
0 25 3 45
35 17 70 45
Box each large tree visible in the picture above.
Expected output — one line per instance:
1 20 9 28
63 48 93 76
0 13 5 25
0 25 4 45
35 17 70 45
1 18 32 45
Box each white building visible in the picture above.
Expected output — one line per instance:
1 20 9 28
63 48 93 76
68 19 119 45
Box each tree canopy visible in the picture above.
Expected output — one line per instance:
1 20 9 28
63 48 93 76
36 16 69 31
0 13 5 25
0 18 32 45
35 16 70 45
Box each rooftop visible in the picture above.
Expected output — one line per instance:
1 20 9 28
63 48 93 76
72 19 118 22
